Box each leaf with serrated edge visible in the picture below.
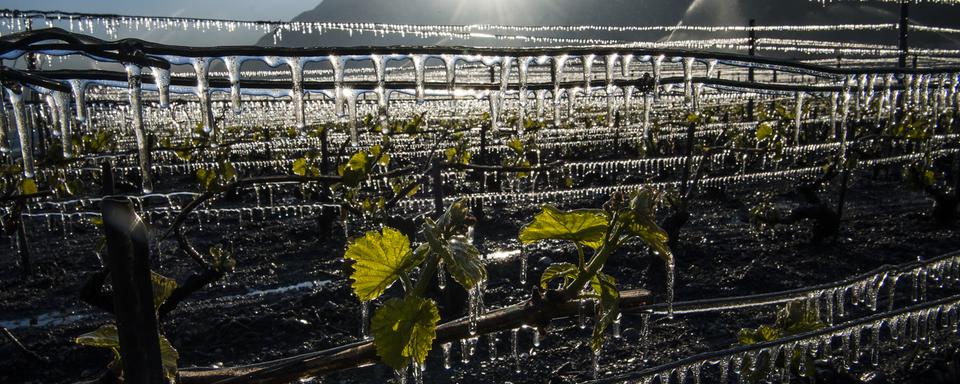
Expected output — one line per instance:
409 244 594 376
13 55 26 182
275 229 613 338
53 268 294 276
440 236 486 290
150 272 177 312
540 262 579 289
344 227 414 301
519 206 608 249
75 324 179 381
371 296 440 370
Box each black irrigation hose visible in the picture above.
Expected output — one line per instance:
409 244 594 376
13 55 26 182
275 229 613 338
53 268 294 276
3 28 960 79
633 249 960 316
590 291 960 384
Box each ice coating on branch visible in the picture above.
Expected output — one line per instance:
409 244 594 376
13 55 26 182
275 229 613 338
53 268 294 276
5 86 34 178
125 64 153 193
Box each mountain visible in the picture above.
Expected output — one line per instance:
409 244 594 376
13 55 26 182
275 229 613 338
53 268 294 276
255 0 959 49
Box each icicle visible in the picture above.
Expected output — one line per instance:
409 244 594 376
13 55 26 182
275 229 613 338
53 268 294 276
640 312 651 339
51 91 73 159
4 85 34 178
621 54 633 78
794 92 805 145
500 56 514 96
578 299 589 329
125 64 153 193
361 300 369 337
331 55 346 116
286 57 306 130
411 362 423 384
437 264 446 290
613 314 621 339
682 57 695 101
666 254 676 318
442 342 452 369
345 89 359 145
511 328 520 373
440 54 456 91
411 54 426 103
719 358 729 383
605 54 617 128
552 54 568 123
582 54 595 97
652 54 664 99
68 80 88 122
520 245 527 285
193 58 216 141
223 56 241 113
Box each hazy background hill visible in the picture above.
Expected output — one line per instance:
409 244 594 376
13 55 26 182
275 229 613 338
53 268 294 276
256 0 960 49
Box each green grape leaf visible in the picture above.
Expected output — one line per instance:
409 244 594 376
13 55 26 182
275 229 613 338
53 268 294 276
437 235 486 290
756 122 774 141
539 262 579 289
150 272 177 312
590 272 620 352
75 324 179 381
519 206 608 249
343 227 415 301
292 158 308 176
19 178 37 195
738 324 781 345
371 296 440 370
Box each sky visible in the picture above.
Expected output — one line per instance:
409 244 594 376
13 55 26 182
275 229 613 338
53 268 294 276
1 0 321 45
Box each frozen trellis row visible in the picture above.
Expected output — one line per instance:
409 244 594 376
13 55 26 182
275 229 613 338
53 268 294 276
592 293 960 384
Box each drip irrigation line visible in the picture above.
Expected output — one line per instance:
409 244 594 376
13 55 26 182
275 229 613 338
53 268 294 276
635 249 960 316
589 292 960 384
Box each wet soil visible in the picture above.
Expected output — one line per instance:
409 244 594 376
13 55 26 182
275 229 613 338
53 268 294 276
1 172 959 384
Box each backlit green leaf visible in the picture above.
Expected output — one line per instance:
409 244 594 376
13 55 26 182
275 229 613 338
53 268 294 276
519 206 608 249
371 296 440 370
439 235 486 290
150 272 177 312
540 262 579 289
19 178 37 195
343 227 414 301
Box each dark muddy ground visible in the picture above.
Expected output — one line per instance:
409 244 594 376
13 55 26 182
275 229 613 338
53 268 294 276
1 171 959 384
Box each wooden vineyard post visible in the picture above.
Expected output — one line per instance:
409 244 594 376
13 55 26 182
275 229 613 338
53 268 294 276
101 160 115 195
100 196 165 384
898 0 910 69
